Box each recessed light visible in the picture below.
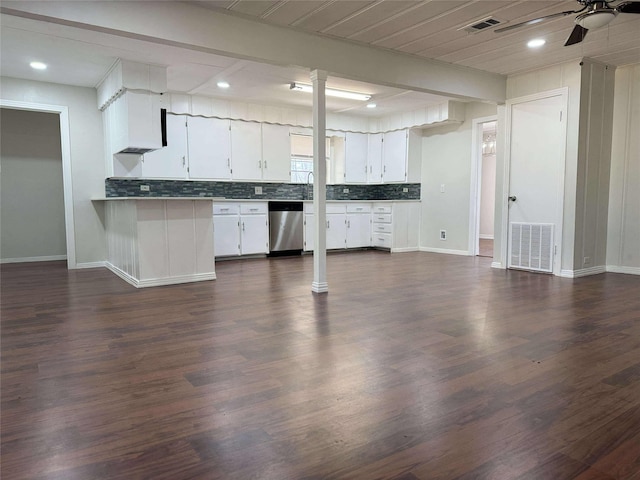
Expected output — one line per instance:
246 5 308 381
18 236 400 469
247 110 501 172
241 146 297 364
366 103 377 109
30 61 47 70
217 81 230 89
527 39 546 48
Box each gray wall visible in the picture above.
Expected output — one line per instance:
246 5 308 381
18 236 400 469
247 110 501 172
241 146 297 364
0 77 106 266
1 109 66 261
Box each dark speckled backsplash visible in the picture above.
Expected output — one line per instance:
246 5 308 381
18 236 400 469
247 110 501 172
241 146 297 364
105 179 420 201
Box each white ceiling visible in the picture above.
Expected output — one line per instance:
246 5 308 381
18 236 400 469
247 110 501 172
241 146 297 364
2 1 639 117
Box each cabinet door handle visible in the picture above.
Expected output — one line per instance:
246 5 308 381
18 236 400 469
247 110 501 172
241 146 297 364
242 222 245 231
182 156 186 166
327 220 330 229
383 165 386 173
348 220 351 228
258 161 261 169
227 158 230 167
264 161 268 169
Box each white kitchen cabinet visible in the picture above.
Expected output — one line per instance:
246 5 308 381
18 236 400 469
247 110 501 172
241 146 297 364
392 201 421 251
230 121 262 181
372 203 393 249
346 204 371 248
239 203 269 255
187 117 231 179
344 132 368 183
142 114 188 179
213 204 240 257
261 124 291 182
326 213 347 250
382 130 408 182
368 133 383 183
303 213 314 252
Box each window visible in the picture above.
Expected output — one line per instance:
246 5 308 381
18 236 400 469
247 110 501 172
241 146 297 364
290 134 331 183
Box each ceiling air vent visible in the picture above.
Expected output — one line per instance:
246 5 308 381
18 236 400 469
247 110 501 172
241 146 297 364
460 17 502 33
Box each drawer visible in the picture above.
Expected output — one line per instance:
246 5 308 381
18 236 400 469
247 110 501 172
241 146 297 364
213 204 239 215
240 203 268 215
346 203 372 214
304 204 345 214
373 214 392 224
372 204 392 214
373 223 392 234
372 233 392 249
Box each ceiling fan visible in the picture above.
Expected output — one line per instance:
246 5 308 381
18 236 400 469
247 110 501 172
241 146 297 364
495 0 640 46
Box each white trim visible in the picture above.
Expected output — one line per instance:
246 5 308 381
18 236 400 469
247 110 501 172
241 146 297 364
491 261 504 269
391 247 420 253
106 262 216 288
75 261 107 269
606 265 640 276
1 255 67 264
501 88 568 277
560 266 606 278
419 247 470 256
469 115 497 256
311 281 329 293
0 99 77 269
479 234 494 240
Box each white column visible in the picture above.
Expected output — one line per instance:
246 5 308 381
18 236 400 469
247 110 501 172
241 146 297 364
311 69 328 294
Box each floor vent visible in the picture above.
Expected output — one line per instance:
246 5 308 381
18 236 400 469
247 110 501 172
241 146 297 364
509 222 554 273
460 17 502 33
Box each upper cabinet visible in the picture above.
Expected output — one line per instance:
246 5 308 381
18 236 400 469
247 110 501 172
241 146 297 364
342 130 409 184
142 114 188 179
382 130 408 183
230 121 263 181
188 117 231 180
344 132 368 183
368 133 383 184
261 124 291 182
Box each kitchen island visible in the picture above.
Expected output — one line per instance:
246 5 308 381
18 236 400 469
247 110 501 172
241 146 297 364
96 197 219 288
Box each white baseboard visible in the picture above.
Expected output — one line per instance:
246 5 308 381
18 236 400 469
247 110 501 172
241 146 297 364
74 261 106 269
491 261 504 269
1 255 67 264
311 281 329 293
606 265 640 276
419 247 470 256
560 266 606 278
106 262 216 288
391 247 420 253
479 234 494 240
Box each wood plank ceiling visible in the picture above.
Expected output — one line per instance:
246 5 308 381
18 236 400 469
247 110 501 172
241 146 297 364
194 0 640 76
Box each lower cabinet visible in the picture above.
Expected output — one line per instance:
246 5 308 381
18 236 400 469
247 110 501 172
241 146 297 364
213 203 268 257
304 203 372 251
346 204 372 248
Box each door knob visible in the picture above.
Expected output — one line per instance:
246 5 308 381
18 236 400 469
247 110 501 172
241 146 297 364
508 195 517 202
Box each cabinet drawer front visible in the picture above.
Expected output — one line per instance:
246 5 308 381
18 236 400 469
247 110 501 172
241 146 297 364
372 233 392 248
373 223 392 234
240 203 268 215
304 204 346 214
346 203 372 213
373 214 392 224
214 204 239 215
373 204 392 214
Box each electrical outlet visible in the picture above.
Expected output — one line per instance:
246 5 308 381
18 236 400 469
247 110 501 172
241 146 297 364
140 185 150 192
403 187 409 193
343 188 349 194
255 186 263 195
440 184 445 193
440 230 447 241
583 256 591 266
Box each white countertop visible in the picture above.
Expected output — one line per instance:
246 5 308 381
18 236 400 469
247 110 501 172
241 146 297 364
93 197 224 201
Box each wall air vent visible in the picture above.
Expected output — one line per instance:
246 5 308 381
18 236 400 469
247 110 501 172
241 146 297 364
460 17 502 33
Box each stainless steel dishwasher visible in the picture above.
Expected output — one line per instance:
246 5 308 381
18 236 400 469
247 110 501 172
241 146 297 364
268 202 303 256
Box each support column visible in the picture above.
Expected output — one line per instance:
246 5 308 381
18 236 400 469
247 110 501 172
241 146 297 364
311 69 328 294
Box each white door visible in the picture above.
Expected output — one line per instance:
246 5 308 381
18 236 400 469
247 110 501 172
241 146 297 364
346 214 371 248
327 213 347 249
240 215 268 255
142 114 187 178
188 117 231 179
382 130 407 182
214 215 240 257
231 121 262 181
345 132 368 183
261 124 291 182
507 91 566 274
303 214 314 251
368 133 383 183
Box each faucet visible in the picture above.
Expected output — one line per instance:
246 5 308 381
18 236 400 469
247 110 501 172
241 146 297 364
306 171 314 200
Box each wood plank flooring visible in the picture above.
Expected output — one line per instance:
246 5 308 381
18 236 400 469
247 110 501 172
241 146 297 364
2 251 640 479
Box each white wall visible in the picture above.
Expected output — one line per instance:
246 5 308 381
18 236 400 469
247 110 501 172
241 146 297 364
420 102 497 253
499 61 582 271
607 64 640 274
0 77 106 266
0 109 66 261
480 153 496 239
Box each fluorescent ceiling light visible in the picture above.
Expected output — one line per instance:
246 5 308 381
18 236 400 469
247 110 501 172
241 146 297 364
527 38 546 48
217 81 230 89
366 103 377 109
30 61 47 70
290 82 371 101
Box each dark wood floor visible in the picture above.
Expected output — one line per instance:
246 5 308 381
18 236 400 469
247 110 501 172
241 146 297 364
2 252 640 480
479 239 493 258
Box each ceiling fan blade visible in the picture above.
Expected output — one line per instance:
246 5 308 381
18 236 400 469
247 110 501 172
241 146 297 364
565 24 589 46
616 1 640 13
495 10 578 33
